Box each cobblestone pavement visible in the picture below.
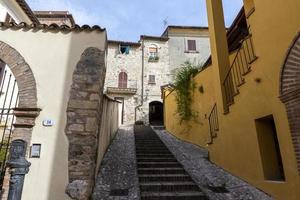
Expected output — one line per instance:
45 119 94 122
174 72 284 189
92 125 140 200
93 125 273 200
153 127 274 200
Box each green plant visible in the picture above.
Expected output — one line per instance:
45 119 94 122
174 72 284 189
174 61 200 123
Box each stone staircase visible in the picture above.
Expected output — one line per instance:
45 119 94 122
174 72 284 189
134 125 208 200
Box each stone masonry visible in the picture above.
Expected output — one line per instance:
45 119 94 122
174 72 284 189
65 47 106 200
105 27 210 125
280 32 300 174
105 41 142 124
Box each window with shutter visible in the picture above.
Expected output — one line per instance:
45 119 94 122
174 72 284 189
149 75 156 84
118 72 128 88
187 40 197 51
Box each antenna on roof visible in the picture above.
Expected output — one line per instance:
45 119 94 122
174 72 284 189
163 17 169 28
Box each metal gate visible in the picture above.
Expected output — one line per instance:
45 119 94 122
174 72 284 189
0 63 18 189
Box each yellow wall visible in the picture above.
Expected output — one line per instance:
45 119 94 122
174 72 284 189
163 0 300 199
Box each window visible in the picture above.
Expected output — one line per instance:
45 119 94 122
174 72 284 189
255 115 285 181
120 45 130 54
148 75 156 84
187 40 197 51
118 72 128 88
148 44 159 62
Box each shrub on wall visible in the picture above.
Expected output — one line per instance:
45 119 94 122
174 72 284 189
174 61 201 123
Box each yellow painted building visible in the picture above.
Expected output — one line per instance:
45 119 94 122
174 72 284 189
162 0 300 199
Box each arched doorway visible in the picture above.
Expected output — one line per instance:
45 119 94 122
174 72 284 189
0 41 39 194
279 33 300 174
149 101 163 125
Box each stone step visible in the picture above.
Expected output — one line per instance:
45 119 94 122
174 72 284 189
137 158 177 162
136 147 169 150
136 150 171 154
138 168 186 175
139 174 192 182
135 144 165 146
138 162 182 168
141 191 208 200
140 181 199 192
136 155 174 159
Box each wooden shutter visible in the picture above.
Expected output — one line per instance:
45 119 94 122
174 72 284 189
187 40 196 51
118 72 128 88
149 75 155 83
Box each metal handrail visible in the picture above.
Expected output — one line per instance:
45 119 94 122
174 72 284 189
208 103 218 144
223 33 257 109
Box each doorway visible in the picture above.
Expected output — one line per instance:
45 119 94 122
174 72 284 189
115 97 124 124
149 101 163 125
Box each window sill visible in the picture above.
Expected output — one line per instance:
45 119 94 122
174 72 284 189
148 59 159 63
184 50 199 54
148 82 156 85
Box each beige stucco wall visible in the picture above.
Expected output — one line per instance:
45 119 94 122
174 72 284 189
0 28 106 200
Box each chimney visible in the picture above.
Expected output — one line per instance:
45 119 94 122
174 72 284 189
206 0 230 113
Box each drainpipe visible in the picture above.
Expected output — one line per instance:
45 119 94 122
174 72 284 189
134 38 144 122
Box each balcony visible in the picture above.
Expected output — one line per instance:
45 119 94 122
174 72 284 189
106 80 138 95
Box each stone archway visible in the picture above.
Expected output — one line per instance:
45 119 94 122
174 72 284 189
149 101 164 125
0 41 39 143
0 41 39 198
279 32 300 174
65 47 106 200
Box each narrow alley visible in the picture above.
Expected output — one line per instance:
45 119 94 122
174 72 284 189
93 125 273 200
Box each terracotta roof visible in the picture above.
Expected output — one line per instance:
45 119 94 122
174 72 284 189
16 0 40 24
108 40 141 47
162 25 209 37
34 11 76 26
140 35 169 41
0 22 105 33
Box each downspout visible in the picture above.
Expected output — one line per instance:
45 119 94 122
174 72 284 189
134 38 144 122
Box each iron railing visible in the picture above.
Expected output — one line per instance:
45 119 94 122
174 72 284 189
223 34 257 110
105 80 138 89
0 70 19 189
208 103 218 144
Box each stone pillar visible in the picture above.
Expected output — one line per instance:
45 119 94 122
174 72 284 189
65 48 106 200
206 0 230 113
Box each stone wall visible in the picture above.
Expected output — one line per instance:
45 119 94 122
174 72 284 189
105 43 141 124
65 47 107 200
280 32 300 174
138 39 170 124
105 31 211 125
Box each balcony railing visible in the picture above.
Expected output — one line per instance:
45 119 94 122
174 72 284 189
106 80 138 95
208 103 218 144
223 33 257 112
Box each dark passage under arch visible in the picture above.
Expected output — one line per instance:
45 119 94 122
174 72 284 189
149 101 164 125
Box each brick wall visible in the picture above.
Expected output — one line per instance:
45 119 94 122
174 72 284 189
280 32 300 174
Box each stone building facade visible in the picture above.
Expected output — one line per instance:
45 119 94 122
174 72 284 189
105 27 210 125
105 40 142 124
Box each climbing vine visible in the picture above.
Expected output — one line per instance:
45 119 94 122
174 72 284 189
174 61 200 123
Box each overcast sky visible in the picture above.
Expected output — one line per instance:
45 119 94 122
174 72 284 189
27 0 243 41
